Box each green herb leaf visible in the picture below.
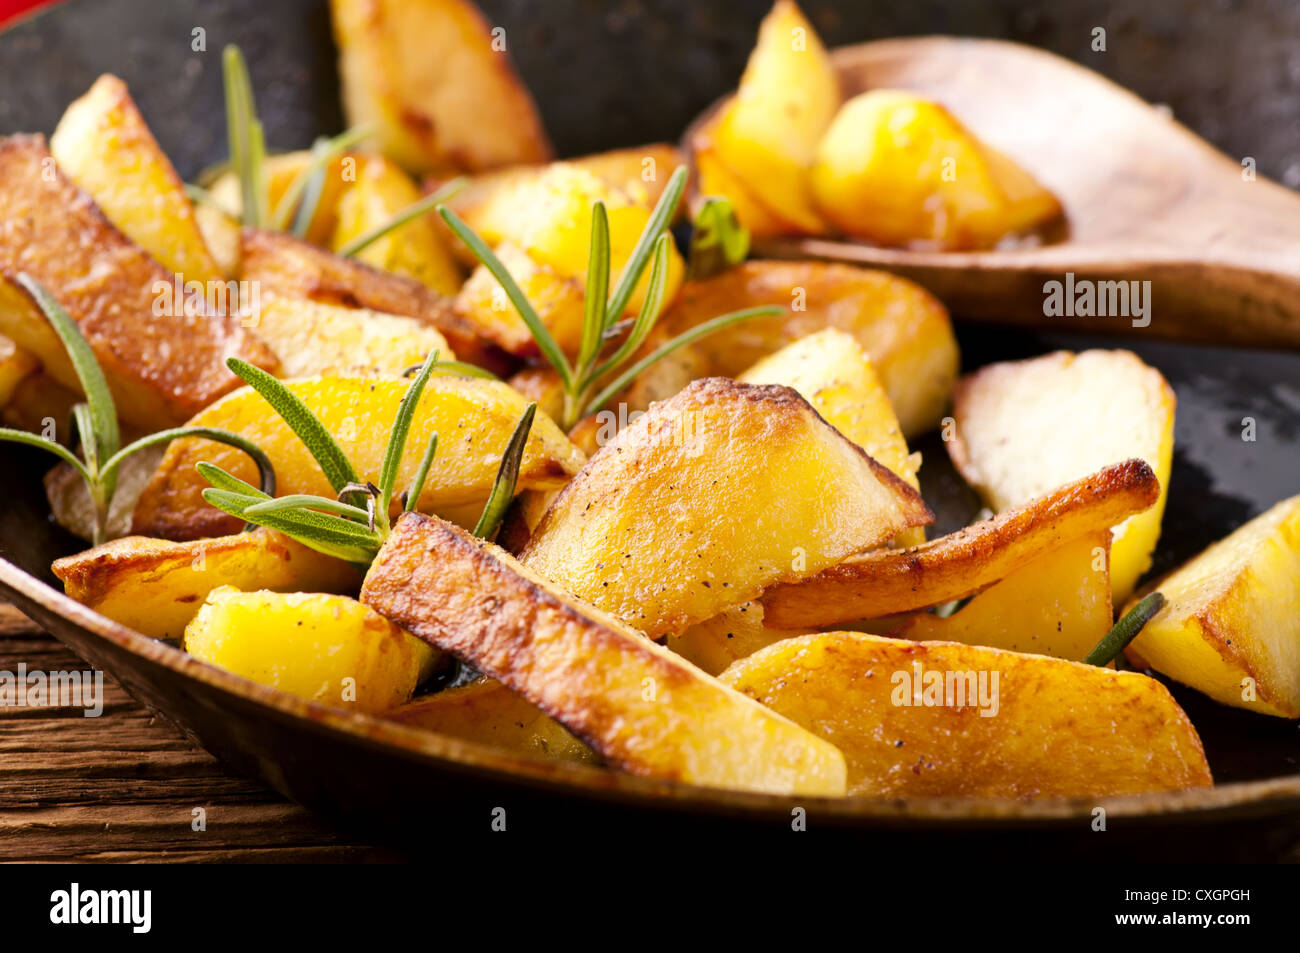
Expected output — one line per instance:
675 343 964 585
223 45 267 228
603 165 687 324
379 349 438 512
243 494 373 522
273 125 372 234
225 358 360 496
339 177 466 258
202 487 379 566
687 196 750 280
575 201 611 378
196 461 268 498
105 427 276 497
472 403 535 541
590 232 672 384
1084 592 1166 667
429 360 500 381
404 432 438 513
0 428 92 484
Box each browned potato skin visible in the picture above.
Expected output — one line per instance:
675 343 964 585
238 228 507 374
361 512 848 795
52 529 360 641
620 261 959 438
762 459 1159 628
0 136 279 429
720 631 1213 798
384 678 597 764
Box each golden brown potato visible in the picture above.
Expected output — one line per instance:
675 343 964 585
0 371 82 436
330 0 552 174
185 588 439 713
666 602 810 676
208 149 352 246
621 261 959 438
361 512 847 795
50 74 222 282
706 0 839 234
949 349 1175 602
249 293 452 379
0 136 278 430
1127 494 1300 718
132 375 585 540
689 126 791 238
810 90 1062 250
239 228 501 372
52 528 360 641
454 242 585 357
385 678 596 764
0 335 38 408
504 365 565 424
762 459 1159 628
719 631 1212 797
897 529 1114 662
520 378 931 638
329 154 463 295
192 203 242 277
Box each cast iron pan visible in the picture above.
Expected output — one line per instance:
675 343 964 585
0 0 1297 856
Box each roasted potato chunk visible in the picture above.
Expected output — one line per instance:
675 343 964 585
185 588 439 713
52 529 360 640
520 378 931 637
361 512 847 795
0 136 278 430
810 90 1061 250
133 376 585 540
949 349 1176 602
208 149 351 246
50 74 222 282
0 334 38 408
621 261 958 437
330 0 552 174
763 459 1159 628
720 631 1212 797
1127 494 1300 717
690 128 790 238
455 242 585 357
385 678 596 764
666 602 810 676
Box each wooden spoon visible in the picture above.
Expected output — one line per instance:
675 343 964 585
690 37 1300 349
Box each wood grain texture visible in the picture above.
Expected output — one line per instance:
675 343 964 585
0 604 398 863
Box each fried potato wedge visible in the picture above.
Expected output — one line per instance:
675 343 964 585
666 602 811 676
385 678 597 764
0 136 278 430
1127 494 1300 717
185 588 439 713
690 130 790 238
810 90 1061 250
897 530 1114 662
208 149 351 246
949 349 1176 602
250 293 453 378
739 328 923 545
455 242 585 357
52 528 360 640
50 74 222 282
330 0 551 174
763 459 1159 628
193 203 242 277
520 378 932 637
239 228 498 370
621 261 958 437
719 631 1212 797
330 154 463 295
0 334 38 407
132 376 585 540
361 512 847 795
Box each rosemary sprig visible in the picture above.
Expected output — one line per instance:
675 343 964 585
337 177 467 258
687 197 750 280
438 164 780 430
1084 592 1166 667
198 351 536 564
223 45 268 229
0 275 275 545
273 124 374 234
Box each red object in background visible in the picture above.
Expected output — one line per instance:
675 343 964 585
0 0 59 28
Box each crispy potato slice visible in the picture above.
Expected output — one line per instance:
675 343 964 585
621 261 958 438
810 90 1061 250
239 228 499 371
250 293 452 378
720 631 1212 797
330 0 551 174
949 349 1176 602
46 444 164 543
385 678 597 764
185 588 439 713
505 365 565 424
50 74 222 282
707 0 839 234
520 378 932 637
0 136 278 430
763 459 1158 628
132 376 585 540
739 328 924 546
0 334 38 407
455 242 585 357
1127 494 1300 717
52 528 360 640
691 121 794 239
193 203 242 277
897 530 1114 662
666 602 811 677
330 154 463 295
361 512 847 795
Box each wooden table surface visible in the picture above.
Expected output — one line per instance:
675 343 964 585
0 603 402 862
